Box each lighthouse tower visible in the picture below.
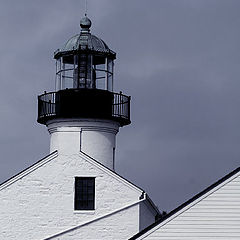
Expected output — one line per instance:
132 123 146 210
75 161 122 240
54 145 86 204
37 16 130 171
0 15 159 240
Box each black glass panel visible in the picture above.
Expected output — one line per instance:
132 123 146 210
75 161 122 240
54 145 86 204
75 177 95 210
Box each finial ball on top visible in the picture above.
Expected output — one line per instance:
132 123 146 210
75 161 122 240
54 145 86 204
80 15 92 29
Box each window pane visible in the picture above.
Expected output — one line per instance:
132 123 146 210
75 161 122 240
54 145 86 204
75 177 95 210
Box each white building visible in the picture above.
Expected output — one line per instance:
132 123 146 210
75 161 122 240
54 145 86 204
130 167 240 239
0 16 160 240
1 15 240 240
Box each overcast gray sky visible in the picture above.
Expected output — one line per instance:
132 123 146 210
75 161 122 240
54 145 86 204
0 0 240 212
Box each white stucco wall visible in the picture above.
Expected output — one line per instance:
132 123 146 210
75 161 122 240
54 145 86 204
0 152 143 240
49 204 139 240
138 171 240 239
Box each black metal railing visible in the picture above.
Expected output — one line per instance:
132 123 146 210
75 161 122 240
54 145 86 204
38 89 130 126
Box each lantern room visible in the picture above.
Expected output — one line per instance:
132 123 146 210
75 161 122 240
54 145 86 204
37 16 130 127
54 16 116 92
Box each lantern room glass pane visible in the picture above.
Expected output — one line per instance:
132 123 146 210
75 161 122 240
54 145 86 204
93 55 106 90
62 63 74 89
95 63 106 90
107 58 113 91
56 59 61 91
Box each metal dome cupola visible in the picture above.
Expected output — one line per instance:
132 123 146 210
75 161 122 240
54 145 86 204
37 16 130 126
53 15 116 91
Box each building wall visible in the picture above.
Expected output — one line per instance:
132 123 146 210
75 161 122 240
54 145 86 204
141 172 240 239
51 204 139 240
0 152 142 240
139 201 156 231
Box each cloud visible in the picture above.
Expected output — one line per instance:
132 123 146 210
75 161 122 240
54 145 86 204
0 0 240 211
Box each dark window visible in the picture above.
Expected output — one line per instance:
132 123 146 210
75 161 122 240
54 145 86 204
75 177 95 210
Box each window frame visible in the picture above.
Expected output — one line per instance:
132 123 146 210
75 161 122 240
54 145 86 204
74 177 95 211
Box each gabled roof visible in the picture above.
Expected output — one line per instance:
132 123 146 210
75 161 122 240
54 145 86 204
0 151 58 191
0 150 159 219
0 150 143 194
129 166 240 240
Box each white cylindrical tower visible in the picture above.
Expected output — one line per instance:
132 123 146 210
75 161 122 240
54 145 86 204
37 16 131 171
47 119 119 170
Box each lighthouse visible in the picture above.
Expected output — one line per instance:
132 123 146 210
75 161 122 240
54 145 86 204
37 15 130 170
0 15 159 240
